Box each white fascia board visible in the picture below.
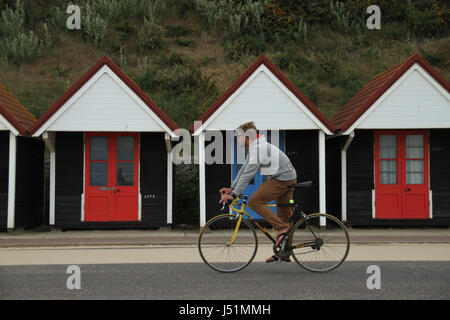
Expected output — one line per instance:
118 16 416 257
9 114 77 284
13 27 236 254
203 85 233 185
0 113 19 136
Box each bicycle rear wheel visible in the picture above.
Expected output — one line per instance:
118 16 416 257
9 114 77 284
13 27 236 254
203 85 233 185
198 214 258 273
290 213 350 272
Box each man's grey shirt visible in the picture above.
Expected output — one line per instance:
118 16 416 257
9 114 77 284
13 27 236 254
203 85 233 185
231 135 297 196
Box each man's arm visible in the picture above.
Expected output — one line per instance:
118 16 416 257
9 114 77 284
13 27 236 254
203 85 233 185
230 156 248 190
231 149 260 197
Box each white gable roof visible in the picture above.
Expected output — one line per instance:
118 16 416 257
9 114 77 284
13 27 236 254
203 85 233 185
193 56 335 135
346 63 450 133
204 65 325 132
33 61 177 137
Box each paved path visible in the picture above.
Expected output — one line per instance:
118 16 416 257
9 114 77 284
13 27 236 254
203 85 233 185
0 227 449 248
0 243 449 266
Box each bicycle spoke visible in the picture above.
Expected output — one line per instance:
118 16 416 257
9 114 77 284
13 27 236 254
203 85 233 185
198 214 258 273
290 214 349 272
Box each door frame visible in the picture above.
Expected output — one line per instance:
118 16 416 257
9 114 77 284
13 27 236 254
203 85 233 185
374 129 430 219
83 132 140 222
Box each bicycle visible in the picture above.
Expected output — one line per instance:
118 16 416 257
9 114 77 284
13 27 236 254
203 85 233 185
198 181 350 273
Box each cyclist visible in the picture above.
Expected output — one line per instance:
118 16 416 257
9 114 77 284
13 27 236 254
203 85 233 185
220 121 297 263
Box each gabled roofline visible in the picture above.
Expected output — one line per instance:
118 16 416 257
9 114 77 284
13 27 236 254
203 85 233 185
29 56 178 136
0 85 36 136
190 54 336 134
336 53 450 133
0 106 24 135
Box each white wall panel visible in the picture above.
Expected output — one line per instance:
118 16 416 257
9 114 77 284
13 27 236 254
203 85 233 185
205 67 321 131
47 71 164 132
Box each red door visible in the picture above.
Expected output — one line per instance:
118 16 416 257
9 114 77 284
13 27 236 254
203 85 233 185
375 130 429 219
85 133 139 221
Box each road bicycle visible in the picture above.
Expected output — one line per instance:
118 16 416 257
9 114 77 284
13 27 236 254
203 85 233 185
198 181 350 273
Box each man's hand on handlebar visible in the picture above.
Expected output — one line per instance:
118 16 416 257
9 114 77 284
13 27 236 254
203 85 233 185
219 187 233 195
221 193 234 204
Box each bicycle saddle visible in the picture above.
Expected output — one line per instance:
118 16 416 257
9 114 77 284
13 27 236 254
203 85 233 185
289 181 312 188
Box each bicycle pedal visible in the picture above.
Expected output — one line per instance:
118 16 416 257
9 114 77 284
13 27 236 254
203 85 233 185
276 258 291 264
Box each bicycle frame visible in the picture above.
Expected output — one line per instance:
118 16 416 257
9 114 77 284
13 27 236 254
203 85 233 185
226 196 318 249
227 197 288 246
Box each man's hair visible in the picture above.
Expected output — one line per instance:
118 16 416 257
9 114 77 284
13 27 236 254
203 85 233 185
237 121 257 133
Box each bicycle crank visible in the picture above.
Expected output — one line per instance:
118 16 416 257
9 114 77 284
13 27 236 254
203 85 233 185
273 235 291 258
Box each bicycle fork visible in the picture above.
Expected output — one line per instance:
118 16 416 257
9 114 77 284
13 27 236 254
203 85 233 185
227 214 243 246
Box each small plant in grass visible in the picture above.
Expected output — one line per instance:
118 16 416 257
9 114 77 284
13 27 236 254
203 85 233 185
0 31 42 66
0 0 25 38
137 19 164 51
83 4 108 47
0 0 48 66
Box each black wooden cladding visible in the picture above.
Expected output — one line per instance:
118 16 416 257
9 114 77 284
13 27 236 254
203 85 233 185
54 132 168 229
430 129 450 221
325 136 342 219
14 137 45 229
0 131 9 229
205 131 231 221
139 132 167 227
285 130 319 214
55 132 84 228
0 133 44 230
346 130 374 222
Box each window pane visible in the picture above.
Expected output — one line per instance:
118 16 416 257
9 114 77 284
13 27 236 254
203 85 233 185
379 135 396 159
406 160 424 184
406 135 424 159
117 136 135 161
90 137 108 161
117 162 134 186
90 162 108 186
380 160 397 184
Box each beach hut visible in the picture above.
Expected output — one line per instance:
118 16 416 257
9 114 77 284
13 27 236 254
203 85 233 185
0 85 44 231
329 53 450 226
29 56 178 229
192 55 336 226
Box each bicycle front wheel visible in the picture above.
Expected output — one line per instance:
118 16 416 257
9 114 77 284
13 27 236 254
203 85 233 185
198 214 258 273
290 213 350 272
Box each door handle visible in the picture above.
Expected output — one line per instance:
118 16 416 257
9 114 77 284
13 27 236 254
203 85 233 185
404 188 411 192
115 189 120 194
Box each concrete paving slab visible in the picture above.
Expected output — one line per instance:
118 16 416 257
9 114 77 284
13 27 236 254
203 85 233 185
0 243 449 266
0 227 448 248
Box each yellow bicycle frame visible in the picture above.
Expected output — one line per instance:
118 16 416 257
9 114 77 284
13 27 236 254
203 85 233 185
227 197 290 246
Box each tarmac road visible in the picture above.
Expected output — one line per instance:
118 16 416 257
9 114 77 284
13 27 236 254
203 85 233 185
0 244 449 300
0 260 448 300
0 228 449 301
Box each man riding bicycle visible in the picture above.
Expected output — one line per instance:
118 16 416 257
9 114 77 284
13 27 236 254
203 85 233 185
220 121 297 263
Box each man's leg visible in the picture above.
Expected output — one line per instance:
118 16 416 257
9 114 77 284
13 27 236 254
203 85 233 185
275 179 296 227
248 179 293 231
